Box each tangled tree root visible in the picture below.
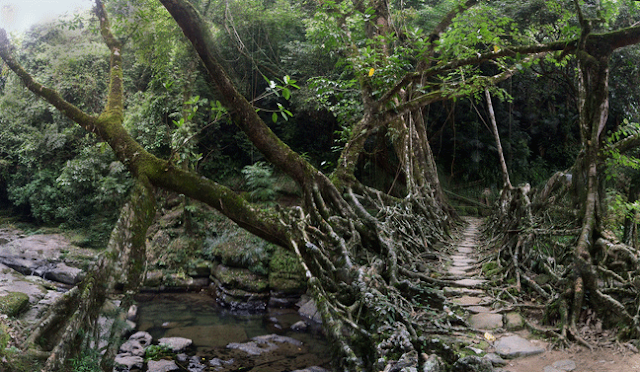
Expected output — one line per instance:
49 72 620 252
484 175 640 350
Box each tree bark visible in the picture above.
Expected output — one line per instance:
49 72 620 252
485 88 512 190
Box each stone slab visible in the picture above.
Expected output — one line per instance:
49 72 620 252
452 260 475 266
466 306 493 313
451 296 483 306
448 269 473 276
494 335 545 358
454 279 485 287
450 255 473 260
457 248 474 254
444 287 484 297
469 313 503 330
449 265 473 271
505 312 525 331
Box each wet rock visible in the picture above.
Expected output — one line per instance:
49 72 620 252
147 359 180 372
298 298 322 323
113 354 144 371
269 290 302 308
215 284 269 311
543 359 577 372
119 331 152 356
291 320 308 332
483 353 506 367
44 262 83 284
227 334 302 356
452 356 494 372
209 358 235 367
118 339 146 357
130 331 153 347
468 313 503 330
494 335 545 358
158 337 193 352
183 355 208 372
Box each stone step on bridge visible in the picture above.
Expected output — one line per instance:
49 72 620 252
443 217 548 370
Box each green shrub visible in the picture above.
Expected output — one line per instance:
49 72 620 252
144 344 173 361
71 348 101 372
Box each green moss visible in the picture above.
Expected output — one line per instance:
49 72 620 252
0 349 43 372
214 265 269 293
203 230 271 274
0 322 9 351
0 292 29 317
268 247 306 293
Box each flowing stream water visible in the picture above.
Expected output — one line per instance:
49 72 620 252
134 292 333 371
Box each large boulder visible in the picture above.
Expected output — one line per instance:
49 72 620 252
0 230 94 285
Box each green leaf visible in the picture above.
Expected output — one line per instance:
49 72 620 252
283 88 291 100
272 113 278 123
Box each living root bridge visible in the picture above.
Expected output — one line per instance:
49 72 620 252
280 180 466 371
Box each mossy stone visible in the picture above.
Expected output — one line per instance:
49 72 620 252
0 292 29 317
505 312 525 331
214 265 268 293
268 248 305 293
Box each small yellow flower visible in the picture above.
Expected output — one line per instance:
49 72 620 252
484 332 496 342
368 68 375 77
493 45 500 53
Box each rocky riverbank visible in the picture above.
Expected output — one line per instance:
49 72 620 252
0 199 330 371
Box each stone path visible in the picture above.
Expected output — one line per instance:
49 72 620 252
445 217 550 370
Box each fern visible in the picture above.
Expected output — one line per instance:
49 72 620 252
241 162 277 202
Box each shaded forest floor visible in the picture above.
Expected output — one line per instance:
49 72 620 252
505 346 640 371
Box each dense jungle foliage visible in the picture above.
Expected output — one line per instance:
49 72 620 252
5 0 638 237
1 0 638 238
3 0 640 371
